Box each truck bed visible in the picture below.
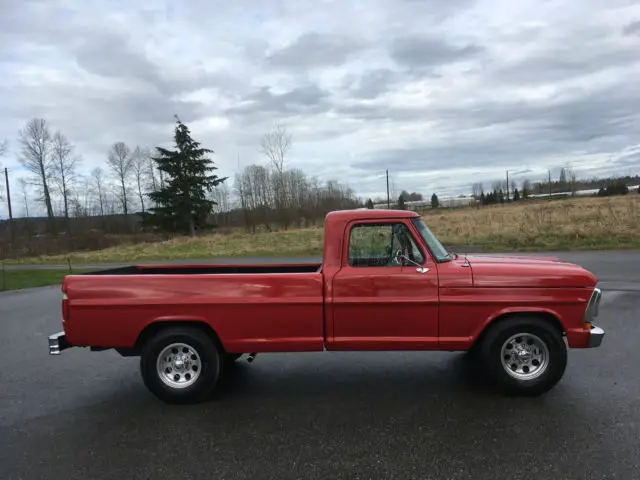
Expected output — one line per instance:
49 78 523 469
63 266 325 353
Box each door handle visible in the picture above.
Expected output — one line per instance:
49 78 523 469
416 267 429 274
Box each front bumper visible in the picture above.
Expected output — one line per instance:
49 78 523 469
587 325 605 348
48 331 71 355
583 286 605 348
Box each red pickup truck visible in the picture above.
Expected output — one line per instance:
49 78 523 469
48 209 604 404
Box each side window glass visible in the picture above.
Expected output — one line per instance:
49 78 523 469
391 223 425 265
348 223 424 267
407 233 425 265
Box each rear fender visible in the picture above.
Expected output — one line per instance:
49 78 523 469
134 317 227 353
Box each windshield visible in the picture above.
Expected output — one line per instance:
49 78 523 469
411 217 452 262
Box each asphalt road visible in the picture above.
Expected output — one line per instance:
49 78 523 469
1 252 639 480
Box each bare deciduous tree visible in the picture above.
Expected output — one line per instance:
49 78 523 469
51 131 79 218
471 182 484 199
211 183 230 213
18 118 54 217
260 122 292 174
0 138 7 157
233 162 360 232
261 123 293 226
131 146 149 213
18 178 30 217
70 176 91 218
90 167 106 217
522 178 532 198
566 166 577 196
106 141 134 215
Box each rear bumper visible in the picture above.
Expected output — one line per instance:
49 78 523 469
48 331 71 355
587 325 605 348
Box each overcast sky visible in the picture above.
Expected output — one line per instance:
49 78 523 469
1 0 639 205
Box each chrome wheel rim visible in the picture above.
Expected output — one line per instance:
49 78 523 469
156 343 202 389
500 333 549 380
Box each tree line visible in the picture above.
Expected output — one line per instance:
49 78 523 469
1 117 638 245
469 167 639 206
0 117 161 223
0 117 361 240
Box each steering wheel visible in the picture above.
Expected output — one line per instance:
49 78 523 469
392 248 405 266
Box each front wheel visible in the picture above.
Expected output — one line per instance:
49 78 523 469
140 327 222 404
479 317 567 396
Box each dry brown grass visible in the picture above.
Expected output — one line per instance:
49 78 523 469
6 195 640 265
422 195 640 251
7 226 325 264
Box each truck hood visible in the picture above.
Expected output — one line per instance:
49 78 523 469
464 254 598 288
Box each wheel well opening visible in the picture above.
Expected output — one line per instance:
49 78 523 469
471 311 565 352
134 321 226 354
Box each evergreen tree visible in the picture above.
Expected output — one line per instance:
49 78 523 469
513 188 520 201
365 198 374 209
430 193 439 208
397 193 406 210
617 181 629 195
559 168 567 187
145 116 228 235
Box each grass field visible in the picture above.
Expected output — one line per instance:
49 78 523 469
5 195 640 266
0 269 93 291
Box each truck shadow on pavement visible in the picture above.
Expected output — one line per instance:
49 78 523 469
212 352 503 402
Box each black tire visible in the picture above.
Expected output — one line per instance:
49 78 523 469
478 316 567 396
140 327 222 404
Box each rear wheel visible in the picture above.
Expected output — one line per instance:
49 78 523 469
479 316 567 396
140 327 222 404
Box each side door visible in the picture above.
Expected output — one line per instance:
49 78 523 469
330 219 439 350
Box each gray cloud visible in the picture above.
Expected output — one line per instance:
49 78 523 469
1 81 204 162
266 32 364 68
616 151 640 167
70 28 243 99
490 25 639 87
389 35 484 69
343 69 403 100
349 82 640 173
73 30 162 88
622 20 640 36
334 103 425 122
225 84 332 121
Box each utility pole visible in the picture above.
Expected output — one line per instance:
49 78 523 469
4 167 14 245
386 169 390 209
506 170 509 203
